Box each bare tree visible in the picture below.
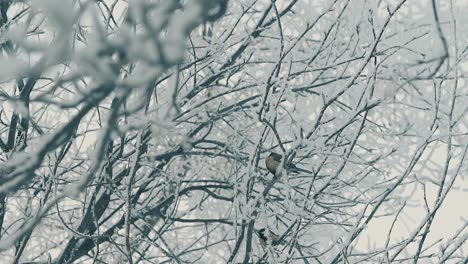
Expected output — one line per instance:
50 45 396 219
0 0 467 263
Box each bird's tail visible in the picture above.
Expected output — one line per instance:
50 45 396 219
290 166 314 175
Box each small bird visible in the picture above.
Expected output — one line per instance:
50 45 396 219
265 152 312 175
257 228 279 248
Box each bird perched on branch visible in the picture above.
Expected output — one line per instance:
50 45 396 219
257 228 279 248
265 152 313 175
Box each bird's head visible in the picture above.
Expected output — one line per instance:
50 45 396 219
268 152 282 161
